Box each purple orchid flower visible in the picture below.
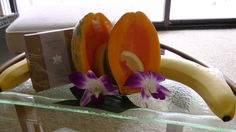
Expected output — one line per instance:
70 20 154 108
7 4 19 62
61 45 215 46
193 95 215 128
69 70 118 106
124 71 170 100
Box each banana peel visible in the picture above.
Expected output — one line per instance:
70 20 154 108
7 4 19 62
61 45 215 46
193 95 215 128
160 56 236 122
0 59 30 91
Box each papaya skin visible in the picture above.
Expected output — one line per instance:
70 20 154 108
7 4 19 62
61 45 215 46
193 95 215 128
107 11 161 95
71 13 113 76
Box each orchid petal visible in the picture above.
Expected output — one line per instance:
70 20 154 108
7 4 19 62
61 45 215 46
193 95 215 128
99 75 118 94
124 72 143 87
158 92 166 100
151 92 164 100
69 71 87 89
80 90 91 106
140 71 149 78
151 93 159 99
150 71 165 82
141 88 146 99
94 93 100 98
69 70 119 105
87 70 97 79
151 85 170 100
141 88 152 99
93 87 102 98
91 93 105 105
125 71 170 101
158 85 170 96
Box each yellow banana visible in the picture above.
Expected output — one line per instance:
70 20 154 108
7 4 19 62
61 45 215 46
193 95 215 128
160 56 235 122
0 59 30 91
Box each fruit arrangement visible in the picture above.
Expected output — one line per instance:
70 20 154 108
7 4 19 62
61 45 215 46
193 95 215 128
0 12 235 122
69 12 235 121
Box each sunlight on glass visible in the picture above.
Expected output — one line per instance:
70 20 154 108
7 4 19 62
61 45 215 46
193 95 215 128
170 0 236 20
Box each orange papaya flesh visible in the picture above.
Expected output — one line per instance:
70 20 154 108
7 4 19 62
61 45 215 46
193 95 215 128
107 12 161 95
71 13 112 76
94 43 107 75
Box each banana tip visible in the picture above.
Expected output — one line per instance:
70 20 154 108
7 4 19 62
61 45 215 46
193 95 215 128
222 116 231 122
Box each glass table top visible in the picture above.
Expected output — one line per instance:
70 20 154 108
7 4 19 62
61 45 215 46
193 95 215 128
0 79 236 132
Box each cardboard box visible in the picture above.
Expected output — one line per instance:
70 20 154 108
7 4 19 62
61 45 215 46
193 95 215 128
24 28 74 92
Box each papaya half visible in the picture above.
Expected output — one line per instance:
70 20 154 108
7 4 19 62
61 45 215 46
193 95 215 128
107 12 161 94
71 13 112 76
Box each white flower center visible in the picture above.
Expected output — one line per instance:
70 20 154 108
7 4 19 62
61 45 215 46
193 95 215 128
87 79 104 98
141 77 157 95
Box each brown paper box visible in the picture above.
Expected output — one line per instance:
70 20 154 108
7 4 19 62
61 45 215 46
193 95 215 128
24 28 74 92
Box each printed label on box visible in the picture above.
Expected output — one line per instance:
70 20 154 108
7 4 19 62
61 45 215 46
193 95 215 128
25 28 73 92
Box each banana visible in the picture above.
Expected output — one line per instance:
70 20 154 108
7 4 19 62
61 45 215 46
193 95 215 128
0 59 30 91
120 51 144 71
160 56 236 122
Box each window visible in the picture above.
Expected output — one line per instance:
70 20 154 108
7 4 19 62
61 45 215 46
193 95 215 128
0 0 17 16
16 0 165 22
15 0 236 30
157 0 236 30
170 0 236 20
